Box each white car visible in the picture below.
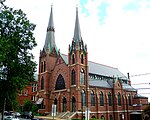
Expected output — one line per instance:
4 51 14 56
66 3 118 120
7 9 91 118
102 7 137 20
11 112 21 117
4 115 19 120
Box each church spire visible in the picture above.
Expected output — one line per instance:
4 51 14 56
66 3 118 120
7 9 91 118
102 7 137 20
70 7 86 53
43 5 57 53
73 7 82 42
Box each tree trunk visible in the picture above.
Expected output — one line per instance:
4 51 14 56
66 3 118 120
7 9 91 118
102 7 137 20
1 98 6 120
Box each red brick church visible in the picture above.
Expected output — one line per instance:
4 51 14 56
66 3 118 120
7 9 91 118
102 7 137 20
36 6 148 120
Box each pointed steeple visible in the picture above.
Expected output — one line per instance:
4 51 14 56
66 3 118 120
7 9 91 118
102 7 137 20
43 5 57 53
73 7 82 42
70 7 86 53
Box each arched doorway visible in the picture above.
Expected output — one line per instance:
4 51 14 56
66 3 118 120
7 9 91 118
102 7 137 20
62 97 67 112
54 98 57 112
72 96 76 112
101 115 105 120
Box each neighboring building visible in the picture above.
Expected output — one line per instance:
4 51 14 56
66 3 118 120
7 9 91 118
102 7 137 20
18 75 38 111
36 6 148 120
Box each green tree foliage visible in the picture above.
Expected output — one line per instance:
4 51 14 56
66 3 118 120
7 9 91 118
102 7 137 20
23 99 38 116
0 0 37 118
23 99 33 111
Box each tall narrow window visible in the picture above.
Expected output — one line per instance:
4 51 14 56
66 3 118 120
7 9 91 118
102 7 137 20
41 77 44 90
44 61 46 72
72 54 75 64
71 69 76 85
81 54 84 64
40 62 43 73
100 91 104 106
91 90 95 106
128 94 131 106
55 74 66 90
118 92 121 106
108 92 112 106
81 90 86 106
80 69 85 85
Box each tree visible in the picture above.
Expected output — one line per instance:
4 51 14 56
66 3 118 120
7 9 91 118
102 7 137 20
24 99 38 113
23 99 33 112
0 0 37 119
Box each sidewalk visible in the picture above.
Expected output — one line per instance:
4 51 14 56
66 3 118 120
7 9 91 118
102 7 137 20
35 116 67 120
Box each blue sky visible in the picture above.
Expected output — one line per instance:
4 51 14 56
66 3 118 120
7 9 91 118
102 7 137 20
5 0 150 101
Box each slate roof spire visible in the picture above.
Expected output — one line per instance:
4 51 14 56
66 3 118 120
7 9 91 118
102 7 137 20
70 7 86 53
43 5 57 53
73 7 82 42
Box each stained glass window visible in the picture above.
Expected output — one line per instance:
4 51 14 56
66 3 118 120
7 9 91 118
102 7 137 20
55 74 66 90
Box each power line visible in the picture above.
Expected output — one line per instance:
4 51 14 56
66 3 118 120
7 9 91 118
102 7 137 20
130 73 150 77
132 82 150 85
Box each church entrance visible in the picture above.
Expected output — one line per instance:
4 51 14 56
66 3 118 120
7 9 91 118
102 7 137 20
54 98 57 112
62 97 67 112
72 96 76 112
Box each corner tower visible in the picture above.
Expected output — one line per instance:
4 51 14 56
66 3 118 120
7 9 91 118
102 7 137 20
68 7 89 111
38 6 58 112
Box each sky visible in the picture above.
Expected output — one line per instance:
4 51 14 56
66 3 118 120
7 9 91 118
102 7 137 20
5 0 150 101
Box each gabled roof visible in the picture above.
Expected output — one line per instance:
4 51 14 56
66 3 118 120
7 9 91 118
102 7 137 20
88 61 127 79
61 54 127 79
122 83 137 91
134 94 148 99
61 54 68 64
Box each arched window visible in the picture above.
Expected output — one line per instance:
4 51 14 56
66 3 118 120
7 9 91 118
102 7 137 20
81 90 86 106
41 77 44 90
100 91 104 106
71 69 76 85
80 69 85 85
128 94 131 106
118 92 121 106
62 97 67 112
81 54 84 64
108 92 112 106
72 54 75 64
91 90 95 106
55 74 66 90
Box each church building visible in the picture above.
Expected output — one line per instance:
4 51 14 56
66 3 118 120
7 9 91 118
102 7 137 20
37 6 148 120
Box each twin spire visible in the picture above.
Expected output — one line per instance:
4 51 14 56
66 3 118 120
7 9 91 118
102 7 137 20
73 7 82 42
43 5 56 53
43 6 85 54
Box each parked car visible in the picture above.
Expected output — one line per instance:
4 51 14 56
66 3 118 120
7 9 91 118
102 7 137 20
11 112 21 117
4 115 19 120
4 111 10 116
31 118 43 120
21 111 33 119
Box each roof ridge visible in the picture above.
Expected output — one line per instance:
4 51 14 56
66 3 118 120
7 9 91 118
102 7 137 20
88 61 118 69
61 53 67 56
60 53 118 69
